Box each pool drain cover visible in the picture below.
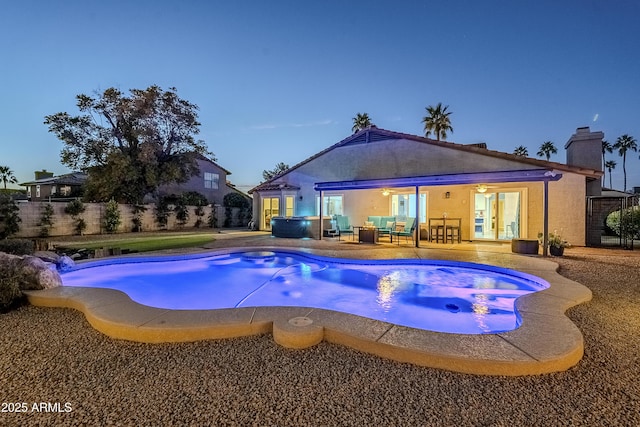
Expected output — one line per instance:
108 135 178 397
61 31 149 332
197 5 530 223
445 303 460 313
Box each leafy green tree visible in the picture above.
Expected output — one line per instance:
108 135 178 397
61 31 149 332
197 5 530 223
262 162 290 182
513 145 528 156
422 103 453 141
0 166 18 190
601 140 613 186
613 134 638 193
605 160 617 189
0 194 21 239
352 113 373 133
537 141 558 161
44 86 213 203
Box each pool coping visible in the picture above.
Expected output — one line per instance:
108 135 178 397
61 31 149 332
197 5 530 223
24 246 592 376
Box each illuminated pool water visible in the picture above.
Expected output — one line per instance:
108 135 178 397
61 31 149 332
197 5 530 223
60 250 549 334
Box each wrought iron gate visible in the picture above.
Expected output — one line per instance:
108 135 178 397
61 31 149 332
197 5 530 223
586 195 639 249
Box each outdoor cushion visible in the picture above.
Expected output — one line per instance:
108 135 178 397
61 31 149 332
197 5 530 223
386 221 395 229
364 221 374 227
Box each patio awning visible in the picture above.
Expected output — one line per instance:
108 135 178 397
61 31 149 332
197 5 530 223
314 169 562 191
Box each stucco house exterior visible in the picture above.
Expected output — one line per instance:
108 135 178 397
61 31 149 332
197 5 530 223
249 127 603 248
158 154 249 205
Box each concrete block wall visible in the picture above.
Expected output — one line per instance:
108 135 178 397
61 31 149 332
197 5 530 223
14 202 249 238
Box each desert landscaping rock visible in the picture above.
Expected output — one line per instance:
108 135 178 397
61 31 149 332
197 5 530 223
2 238 639 425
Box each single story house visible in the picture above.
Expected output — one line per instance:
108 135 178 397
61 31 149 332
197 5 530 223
249 126 603 250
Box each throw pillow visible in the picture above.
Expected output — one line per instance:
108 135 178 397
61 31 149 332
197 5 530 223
386 221 395 229
364 221 374 227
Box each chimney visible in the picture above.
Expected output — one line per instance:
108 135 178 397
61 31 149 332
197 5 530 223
565 127 604 196
35 169 54 180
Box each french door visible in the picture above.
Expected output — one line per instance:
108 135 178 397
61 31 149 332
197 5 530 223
473 191 521 240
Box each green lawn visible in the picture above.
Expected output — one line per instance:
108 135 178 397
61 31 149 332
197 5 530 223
56 233 216 253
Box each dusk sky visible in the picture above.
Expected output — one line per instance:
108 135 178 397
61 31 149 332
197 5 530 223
2 0 639 193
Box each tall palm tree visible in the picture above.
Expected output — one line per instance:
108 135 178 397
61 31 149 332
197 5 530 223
422 102 453 141
605 160 616 189
613 134 638 192
352 113 373 133
0 166 18 190
513 145 528 156
536 141 558 161
601 140 613 186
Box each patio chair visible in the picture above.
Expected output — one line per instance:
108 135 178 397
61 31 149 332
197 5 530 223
335 215 354 241
390 217 416 244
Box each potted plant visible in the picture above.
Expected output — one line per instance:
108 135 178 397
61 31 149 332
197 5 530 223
538 231 570 256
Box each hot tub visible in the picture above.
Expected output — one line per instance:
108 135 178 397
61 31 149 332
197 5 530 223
271 217 313 238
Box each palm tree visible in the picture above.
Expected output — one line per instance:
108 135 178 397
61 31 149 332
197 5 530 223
605 160 616 189
352 113 373 133
513 145 528 156
422 102 453 141
537 141 558 161
0 166 18 190
601 140 613 186
613 134 638 192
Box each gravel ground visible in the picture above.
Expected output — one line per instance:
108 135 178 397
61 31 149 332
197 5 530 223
1 246 639 426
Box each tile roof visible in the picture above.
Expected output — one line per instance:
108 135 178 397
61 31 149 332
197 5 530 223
250 127 602 193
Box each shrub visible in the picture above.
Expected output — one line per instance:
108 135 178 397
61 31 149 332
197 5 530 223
131 204 147 232
207 207 218 228
606 206 640 239
0 194 21 239
0 256 27 312
181 191 209 206
0 239 35 255
64 199 86 235
194 205 205 228
155 197 171 229
103 199 121 233
37 203 55 237
174 199 189 227
223 192 250 208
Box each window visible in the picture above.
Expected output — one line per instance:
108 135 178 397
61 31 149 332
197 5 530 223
51 185 57 195
35 185 40 198
285 196 294 217
204 172 219 189
316 195 343 216
391 193 426 223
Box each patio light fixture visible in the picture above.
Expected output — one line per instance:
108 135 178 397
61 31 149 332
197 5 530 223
476 184 488 193
381 188 390 196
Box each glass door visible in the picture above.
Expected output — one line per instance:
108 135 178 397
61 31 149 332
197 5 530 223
262 197 280 230
473 191 521 240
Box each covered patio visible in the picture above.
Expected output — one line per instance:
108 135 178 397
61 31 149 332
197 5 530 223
316 169 562 255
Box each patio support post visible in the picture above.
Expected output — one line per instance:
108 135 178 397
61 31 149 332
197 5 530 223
543 180 549 256
319 190 324 240
415 185 420 248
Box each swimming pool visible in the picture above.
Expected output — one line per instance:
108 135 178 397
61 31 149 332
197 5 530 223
60 250 549 334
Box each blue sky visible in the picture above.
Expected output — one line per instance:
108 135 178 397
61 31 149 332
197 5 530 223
2 0 639 192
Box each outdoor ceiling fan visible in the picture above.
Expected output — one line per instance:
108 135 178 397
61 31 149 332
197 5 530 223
381 188 396 196
475 184 499 193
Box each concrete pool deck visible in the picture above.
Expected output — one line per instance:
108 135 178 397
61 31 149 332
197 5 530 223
25 233 593 376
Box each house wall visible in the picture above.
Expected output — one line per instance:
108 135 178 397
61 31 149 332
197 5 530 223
159 158 237 205
253 137 590 244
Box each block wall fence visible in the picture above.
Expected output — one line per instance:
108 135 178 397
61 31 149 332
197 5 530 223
14 202 249 238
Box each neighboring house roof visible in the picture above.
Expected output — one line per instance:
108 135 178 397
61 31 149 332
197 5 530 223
20 172 88 186
250 127 602 193
193 152 232 175
600 188 637 197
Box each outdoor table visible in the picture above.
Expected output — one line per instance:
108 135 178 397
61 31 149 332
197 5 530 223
354 226 379 244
